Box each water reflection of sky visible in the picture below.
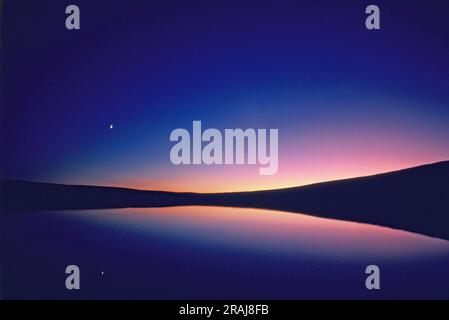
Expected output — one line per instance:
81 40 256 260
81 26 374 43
75 206 449 259
2 207 449 298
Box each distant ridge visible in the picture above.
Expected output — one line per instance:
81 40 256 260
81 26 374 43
1 161 449 240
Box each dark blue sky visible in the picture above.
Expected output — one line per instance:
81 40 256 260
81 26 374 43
1 0 449 192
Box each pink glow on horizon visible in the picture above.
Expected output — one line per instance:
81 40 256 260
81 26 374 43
99 156 448 193
69 113 449 193
98 130 449 192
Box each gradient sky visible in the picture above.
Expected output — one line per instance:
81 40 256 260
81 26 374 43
1 0 449 192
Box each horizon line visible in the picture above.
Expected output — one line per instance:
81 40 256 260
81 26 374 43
3 159 448 195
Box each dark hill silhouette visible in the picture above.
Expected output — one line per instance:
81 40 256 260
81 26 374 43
1 161 449 240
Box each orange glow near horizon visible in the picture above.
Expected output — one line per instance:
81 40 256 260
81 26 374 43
93 156 448 193
62 118 449 193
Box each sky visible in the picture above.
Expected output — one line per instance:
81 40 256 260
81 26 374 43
1 0 449 192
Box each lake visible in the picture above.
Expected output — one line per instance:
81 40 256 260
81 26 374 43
1 206 448 299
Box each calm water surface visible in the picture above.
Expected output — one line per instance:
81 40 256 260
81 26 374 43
1 206 448 299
